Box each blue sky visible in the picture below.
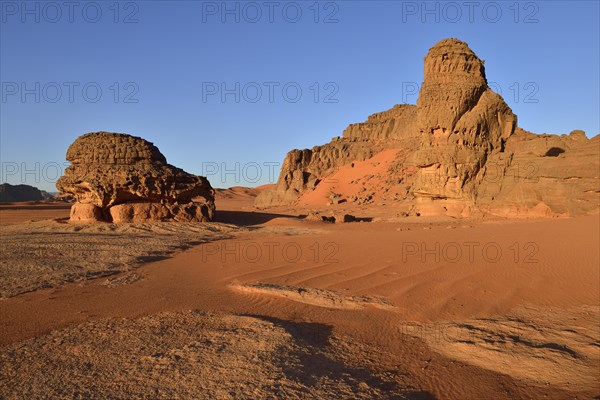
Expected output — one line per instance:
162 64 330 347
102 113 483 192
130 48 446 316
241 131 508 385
1 0 599 191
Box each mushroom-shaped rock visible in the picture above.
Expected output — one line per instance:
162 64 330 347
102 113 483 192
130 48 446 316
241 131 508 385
56 132 215 222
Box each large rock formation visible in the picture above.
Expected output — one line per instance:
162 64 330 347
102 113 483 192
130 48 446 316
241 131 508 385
473 128 599 217
410 38 516 203
0 183 45 202
255 105 420 207
256 38 599 218
57 132 215 223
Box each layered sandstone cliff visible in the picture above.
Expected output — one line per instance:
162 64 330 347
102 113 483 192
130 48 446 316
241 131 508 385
255 105 420 207
256 38 599 218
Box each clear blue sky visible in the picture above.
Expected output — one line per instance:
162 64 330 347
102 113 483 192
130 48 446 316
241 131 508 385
1 0 598 191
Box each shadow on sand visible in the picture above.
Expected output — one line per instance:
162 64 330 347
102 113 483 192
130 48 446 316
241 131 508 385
214 210 300 226
242 314 436 400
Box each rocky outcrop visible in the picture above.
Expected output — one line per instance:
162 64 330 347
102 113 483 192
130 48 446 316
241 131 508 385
57 132 215 223
0 183 45 202
473 129 600 217
256 138 381 207
256 38 599 218
255 106 420 208
342 104 418 140
410 38 516 202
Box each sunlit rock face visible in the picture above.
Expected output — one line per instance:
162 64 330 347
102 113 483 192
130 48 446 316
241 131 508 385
410 38 516 202
255 38 598 218
57 132 215 222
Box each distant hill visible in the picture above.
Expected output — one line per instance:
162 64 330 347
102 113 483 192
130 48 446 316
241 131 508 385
0 183 50 202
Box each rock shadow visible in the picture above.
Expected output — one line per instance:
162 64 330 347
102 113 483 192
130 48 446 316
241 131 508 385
243 314 436 399
544 147 565 157
215 210 299 226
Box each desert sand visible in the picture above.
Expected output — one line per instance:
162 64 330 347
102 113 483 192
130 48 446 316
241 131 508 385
1 192 598 399
0 202 71 225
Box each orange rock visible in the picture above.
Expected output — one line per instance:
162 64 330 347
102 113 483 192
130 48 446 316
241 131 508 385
57 132 215 223
69 202 102 223
255 38 599 218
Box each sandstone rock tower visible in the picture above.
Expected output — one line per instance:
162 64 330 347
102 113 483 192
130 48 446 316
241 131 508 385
409 38 516 205
57 132 215 223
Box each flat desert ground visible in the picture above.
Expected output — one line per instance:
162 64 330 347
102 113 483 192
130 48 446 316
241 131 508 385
0 194 598 399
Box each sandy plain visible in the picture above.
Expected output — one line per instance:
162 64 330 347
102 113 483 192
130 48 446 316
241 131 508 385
0 192 598 399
